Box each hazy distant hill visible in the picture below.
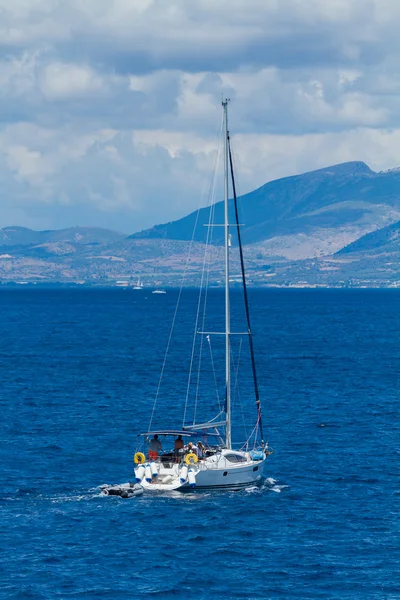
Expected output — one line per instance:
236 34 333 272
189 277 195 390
130 162 400 259
0 226 125 247
0 226 126 262
3 162 400 286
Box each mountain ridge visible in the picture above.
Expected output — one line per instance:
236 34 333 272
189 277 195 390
337 219 400 255
2 161 400 286
129 161 400 257
0 226 125 247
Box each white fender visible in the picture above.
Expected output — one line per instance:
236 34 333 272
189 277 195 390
180 464 188 483
188 468 196 488
150 461 158 478
135 465 145 483
145 464 152 482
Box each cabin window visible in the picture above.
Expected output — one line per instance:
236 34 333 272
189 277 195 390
225 453 246 463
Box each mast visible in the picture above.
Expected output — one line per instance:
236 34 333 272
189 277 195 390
223 98 231 449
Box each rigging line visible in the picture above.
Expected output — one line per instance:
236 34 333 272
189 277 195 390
186 131 220 421
239 414 261 451
183 116 223 426
207 334 222 412
194 176 219 424
183 196 213 426
148 125 221 434
148 226 199 432
251 418 260 450
253 420 260 450
231 337 249 442
199 126 223 409
193 158 219 425
193 242 209 424
228 133 265 446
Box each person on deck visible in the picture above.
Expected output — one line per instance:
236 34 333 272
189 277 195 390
174 435 184 451
173 435 184 462
148 434 162 460
197 441 205 459
187 441 199 458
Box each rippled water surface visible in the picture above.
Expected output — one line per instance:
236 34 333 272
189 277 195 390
1 288 399 599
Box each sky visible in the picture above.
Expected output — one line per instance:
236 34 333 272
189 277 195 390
2 0 400 233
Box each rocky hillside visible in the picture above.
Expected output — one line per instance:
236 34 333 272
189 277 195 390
2 162 400 286
337 220 400 256
0 226 125 247
131 162 400 259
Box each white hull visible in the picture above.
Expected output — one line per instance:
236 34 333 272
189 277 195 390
133 278 143 290
140 451 268 492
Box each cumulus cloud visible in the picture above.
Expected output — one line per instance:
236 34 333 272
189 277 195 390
0 0 396 72
40 63 104 100
1 0 400 231
0 123 218 230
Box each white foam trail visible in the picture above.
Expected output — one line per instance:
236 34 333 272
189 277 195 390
265 477 277 485
270 484 289 493
49 494 90 503
245 486 259 493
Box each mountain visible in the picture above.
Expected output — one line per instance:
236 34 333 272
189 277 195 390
0 226 125 247
3 162 400 286
0 226 127 261
337 220 400 255
130 162 400 259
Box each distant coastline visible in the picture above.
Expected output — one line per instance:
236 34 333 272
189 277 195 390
3 160 400 288
2 281 400 290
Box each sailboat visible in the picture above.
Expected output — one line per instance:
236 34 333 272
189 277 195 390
134 100 272 492
132 277 143 290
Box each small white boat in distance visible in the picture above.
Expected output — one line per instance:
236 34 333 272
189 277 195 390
133 277 144 290
152 289 166 294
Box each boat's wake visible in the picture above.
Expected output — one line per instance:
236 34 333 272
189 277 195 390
0 487 105 504
95 476 288 499
243 478 289 494
99 482 144 498
1 477 288 506
263 477 289 493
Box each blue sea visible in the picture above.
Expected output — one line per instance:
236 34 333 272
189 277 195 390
1 288 399 599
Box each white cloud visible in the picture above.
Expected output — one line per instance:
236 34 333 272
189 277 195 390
2 121 400 232
40 63 104 99
5 145 53 185
1 0 400 231
0 51 38 97
0 0 395 69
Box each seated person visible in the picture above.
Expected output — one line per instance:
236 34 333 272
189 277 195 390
186 441 199 458
148 434 162 460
